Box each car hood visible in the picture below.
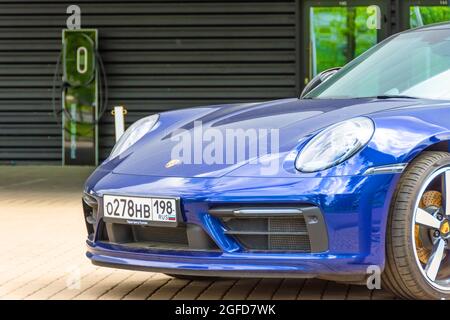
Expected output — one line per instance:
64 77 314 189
111 97 424 178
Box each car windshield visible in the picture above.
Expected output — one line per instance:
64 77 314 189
305 28 450 100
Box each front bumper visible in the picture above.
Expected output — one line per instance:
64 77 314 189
87 242 359 278
84 169 400 278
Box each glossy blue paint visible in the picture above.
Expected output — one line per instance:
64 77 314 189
84 95 450 277
86 169 401 275
84 25 450 279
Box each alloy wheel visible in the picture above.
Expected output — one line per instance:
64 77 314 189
413 167 450 291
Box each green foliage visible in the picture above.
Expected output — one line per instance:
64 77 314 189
311 6 377 75
410 6 450 28
309 5 450 79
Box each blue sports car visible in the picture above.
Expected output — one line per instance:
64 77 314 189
83 23 450 299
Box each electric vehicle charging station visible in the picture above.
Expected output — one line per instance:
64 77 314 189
61 29 98 166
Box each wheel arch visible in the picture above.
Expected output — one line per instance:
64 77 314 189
403 133 450 164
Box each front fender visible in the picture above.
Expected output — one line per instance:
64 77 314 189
369 115 448 165
402 132 450 163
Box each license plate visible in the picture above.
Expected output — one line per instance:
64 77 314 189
103 195 178 225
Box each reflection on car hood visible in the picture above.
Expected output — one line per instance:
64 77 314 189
112 97 425 178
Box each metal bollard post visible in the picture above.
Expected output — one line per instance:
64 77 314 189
111 106 127 142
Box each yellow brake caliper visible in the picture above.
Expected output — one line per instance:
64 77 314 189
416 191 441 264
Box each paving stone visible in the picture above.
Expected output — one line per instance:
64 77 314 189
148 278 191 300
347 285 372 300
247 279 283 300
172 280 213 300
272 279 305 300
321 282 349 300
123 274 171 300
297 279 328 300
197 280 237 300
222 279 260 300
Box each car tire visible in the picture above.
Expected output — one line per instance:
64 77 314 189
383 151 450 299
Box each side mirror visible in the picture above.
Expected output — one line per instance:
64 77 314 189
300 67 341 98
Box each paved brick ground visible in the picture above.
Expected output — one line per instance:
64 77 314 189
0 166 395 300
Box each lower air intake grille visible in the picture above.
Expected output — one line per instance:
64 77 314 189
268 218 310 250
209 205 328 253
99 221 219 252
226 217 310 252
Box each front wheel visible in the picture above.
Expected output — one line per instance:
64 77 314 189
383 151 450 299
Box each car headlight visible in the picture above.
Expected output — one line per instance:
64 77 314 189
295 117 374 173
109 114 160 159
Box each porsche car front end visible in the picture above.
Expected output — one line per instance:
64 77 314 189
83 97 427 280
84 164 402 280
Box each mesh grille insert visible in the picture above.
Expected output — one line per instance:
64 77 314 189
269 217 307 233
269 235 311 251
220 215 311 252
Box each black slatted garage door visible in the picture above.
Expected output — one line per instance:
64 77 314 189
0 0 299 164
